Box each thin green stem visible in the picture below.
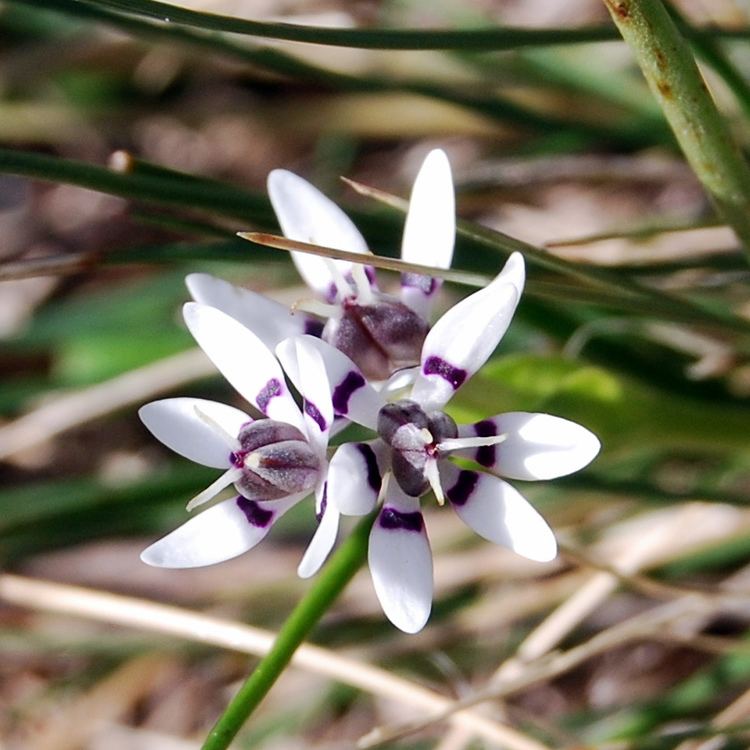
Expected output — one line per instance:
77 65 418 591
35 0 750 50
201 512 375 750
602 0 750 256
0 146 271 223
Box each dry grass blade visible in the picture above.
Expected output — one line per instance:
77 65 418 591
378 504 750 750
0 348 213 459
0 574 552 750
238 231 491 287
358 592 750 748
0 252 100 281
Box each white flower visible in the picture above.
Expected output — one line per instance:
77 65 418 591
139 303 341 578
301 252 601 633
187 149 455 381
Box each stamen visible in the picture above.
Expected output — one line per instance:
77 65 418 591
292 298 340 318
325 258 353 301
192 405 241 450
418 427 434 445
186 467 243 511
352 262 374 304
424 459 445 506
437 434 508 453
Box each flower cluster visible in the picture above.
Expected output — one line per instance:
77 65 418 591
140 150 600 633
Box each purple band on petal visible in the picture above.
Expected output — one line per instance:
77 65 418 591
356 443 382 493
332 371 365 416
423 356 467 390
304 400 327 431
316 483 328 522
474 419 497 467
304 318 325 337
446 470 479 507
256 378 283 414
236 496 274 528
379 506 423 533
401 272 437 296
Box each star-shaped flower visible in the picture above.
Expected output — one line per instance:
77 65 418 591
298 252 601 632
139 302 341 578
187 149 455 381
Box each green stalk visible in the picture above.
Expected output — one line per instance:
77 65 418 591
30 0 750 51
201 512 375 750
601 0 750 256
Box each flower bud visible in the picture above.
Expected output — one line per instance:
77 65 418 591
325 297 429 381
232 420 320 500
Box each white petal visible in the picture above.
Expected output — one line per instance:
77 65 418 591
440 463 557 562
140 493 303 568
291 336 385 430
267 169 371 300
275 336 333 455
411 252 525 410
183 303 305 432
297 492 340 578
400 150 455 318
368 482 432 633
457 412 601 480
186 273 318 350
139 398 249 468
327 440 386 516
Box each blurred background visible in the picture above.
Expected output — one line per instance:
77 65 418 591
3 0 750 748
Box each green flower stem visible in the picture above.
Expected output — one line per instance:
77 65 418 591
602 0 750 256
201 512 375 750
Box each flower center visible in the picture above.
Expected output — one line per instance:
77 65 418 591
377 400 457 498
232 420 321 501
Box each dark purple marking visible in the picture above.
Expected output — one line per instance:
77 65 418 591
379 506 423 533
446 470 479 507
356 443 382 493
423 356 467 390
401 272 437 296
332 370 365 416
236 496 274 528
316 483 328 522
256 378 282 414
304 400 327 431
229 450 246 468
304 318 325 337
474 419 497 467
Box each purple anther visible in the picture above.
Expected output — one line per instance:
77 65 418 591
332 370 365 415
356 443 382 493
423 356 467 390
236 496 274 528
304 400 327 431
379 506 423 532
446 470 478 507
474 419 497 467
256 378 283 414
401 272 437 295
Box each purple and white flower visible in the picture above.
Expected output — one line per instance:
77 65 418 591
187 149 455 381
305 252 601 632
139 303 340 578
